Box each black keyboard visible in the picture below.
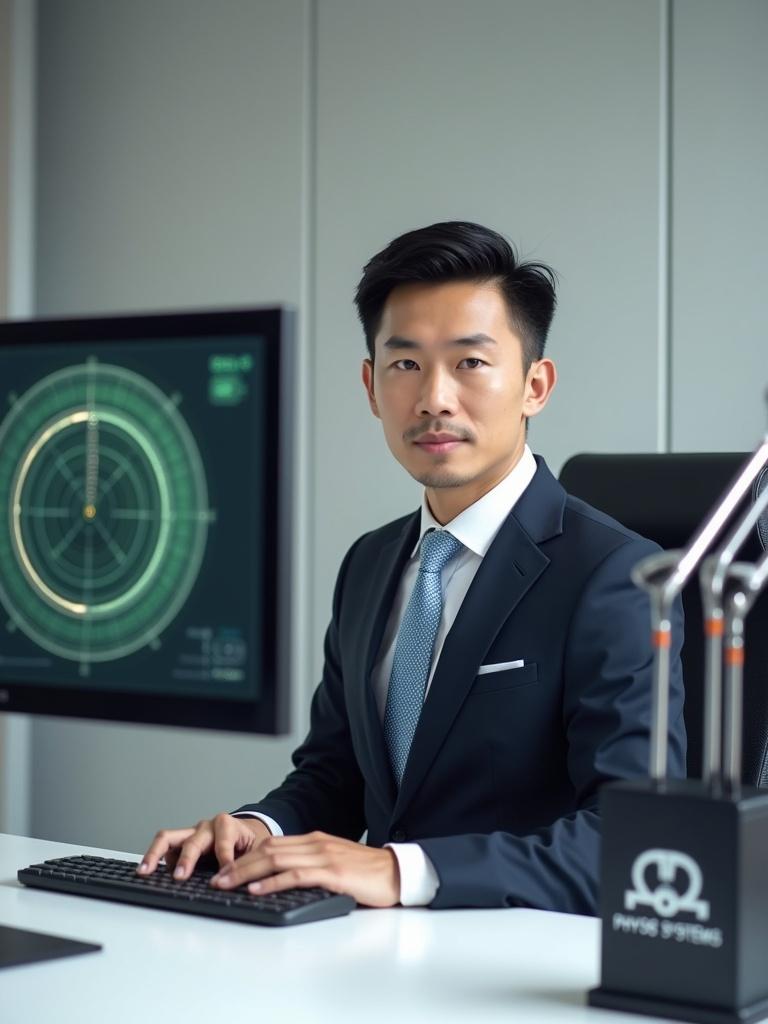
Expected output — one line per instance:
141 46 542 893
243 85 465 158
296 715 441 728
18 855 356 927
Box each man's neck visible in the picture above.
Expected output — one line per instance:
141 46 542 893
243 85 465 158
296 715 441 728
425 449 527 525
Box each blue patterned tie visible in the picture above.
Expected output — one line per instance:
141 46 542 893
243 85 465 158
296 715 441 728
384 529 463 786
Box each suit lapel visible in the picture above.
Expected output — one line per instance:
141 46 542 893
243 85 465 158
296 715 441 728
355 511 420 813
393 458 566 818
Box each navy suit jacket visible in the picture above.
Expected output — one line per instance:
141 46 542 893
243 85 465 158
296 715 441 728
237 457 686 914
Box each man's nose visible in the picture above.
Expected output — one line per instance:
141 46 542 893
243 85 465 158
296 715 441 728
416 367 458 418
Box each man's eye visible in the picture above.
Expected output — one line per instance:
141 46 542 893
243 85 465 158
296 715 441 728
394 359 419 370
459 357 486 369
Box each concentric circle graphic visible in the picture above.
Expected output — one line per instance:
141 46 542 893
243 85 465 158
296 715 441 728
0 359 212 664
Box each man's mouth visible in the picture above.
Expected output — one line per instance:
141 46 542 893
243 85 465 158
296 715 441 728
412 433 466 454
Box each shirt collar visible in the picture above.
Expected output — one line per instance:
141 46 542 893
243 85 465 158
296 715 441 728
412 444 538 559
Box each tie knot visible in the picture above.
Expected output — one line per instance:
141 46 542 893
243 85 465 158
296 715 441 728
418 529 462 575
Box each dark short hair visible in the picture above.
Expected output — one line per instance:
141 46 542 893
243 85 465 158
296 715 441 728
354 221 557 369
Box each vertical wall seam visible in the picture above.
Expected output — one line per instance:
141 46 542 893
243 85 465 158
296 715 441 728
657 0 673 453
298 0 319 724
3 0 36 837
0 2 9 314
10 0 35 319
307 0 318 716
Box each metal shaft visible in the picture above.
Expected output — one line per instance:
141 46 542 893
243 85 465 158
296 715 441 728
723 626 745 791
721 556 768 790
701 462 768 787
632 551 680 782
633 432 768 784
649 609 672 780
702 618 724 786
673 440 768 596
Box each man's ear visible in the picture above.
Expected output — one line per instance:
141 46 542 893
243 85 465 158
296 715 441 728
523 358 557 420
362 358 380 418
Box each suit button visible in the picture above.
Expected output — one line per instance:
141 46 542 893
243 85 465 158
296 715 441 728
390 829 407 842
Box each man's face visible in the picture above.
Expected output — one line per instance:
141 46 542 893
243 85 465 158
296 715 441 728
362 280 555 521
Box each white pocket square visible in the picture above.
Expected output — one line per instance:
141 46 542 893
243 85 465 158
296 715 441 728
477 659 525 675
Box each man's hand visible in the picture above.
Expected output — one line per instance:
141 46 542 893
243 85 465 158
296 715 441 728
209 831 401 908
138 813 271 879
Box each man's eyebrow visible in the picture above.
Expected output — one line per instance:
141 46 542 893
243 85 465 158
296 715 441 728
382 333 498 350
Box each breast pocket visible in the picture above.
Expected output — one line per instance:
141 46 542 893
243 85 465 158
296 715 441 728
470 661 539 695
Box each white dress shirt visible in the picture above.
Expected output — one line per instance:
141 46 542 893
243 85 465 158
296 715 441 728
236 446 538 905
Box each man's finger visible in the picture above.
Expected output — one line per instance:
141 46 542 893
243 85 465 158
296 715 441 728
260 831 329 848
211 850 325 889
256 835 332 858
138 828 195 875
212 814 240 868
173 826 215 879
163 849 181 873
248 867 340 896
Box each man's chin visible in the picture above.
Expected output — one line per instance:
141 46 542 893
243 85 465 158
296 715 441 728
414 470 474 489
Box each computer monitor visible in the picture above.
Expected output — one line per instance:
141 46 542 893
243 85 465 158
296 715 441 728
0 307 295 734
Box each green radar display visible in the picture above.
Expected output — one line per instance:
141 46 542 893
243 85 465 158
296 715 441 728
0 307 292 734
0 359 212 666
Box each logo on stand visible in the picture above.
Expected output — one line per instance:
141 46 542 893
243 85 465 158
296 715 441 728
612 847 722 948
625 849 710 920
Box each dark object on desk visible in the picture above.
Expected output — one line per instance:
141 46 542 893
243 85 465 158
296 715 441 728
570 450 768 1023
0 923 101 969
592 780 768 1024
18 855 355 927
559 451 768 786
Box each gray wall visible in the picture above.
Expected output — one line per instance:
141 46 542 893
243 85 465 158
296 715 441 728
30 0 311 852
311 0 667 666
671 0 768 450
1 0 36 838
0 0 9 315
11 0 768 852
0 0 14 830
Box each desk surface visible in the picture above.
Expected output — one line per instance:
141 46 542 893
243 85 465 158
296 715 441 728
1 832 661 1024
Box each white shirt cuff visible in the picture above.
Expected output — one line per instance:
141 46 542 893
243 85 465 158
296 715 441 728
230 811 284 836
386 842 440 905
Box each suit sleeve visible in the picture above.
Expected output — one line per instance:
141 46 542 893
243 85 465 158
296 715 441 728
232 540 367 840
417 538 687 915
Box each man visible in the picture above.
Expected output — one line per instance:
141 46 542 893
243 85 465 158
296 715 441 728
140 221 686 913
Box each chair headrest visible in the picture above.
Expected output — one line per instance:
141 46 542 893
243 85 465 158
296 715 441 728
559 452 761 556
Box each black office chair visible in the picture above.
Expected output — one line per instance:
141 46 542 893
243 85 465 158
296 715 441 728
558 453 768 786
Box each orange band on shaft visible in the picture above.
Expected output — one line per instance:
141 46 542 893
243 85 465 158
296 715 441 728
705 618 724 637
725 646 745 667
652 630 671 649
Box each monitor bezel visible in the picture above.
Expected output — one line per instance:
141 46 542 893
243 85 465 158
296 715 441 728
0 306 294 735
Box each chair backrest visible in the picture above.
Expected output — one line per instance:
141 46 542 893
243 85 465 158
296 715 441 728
558 452 768 786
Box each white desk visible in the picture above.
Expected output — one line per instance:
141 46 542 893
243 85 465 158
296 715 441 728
1 832 660 1024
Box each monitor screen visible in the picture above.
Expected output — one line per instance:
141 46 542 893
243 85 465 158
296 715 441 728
0 307 294 733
